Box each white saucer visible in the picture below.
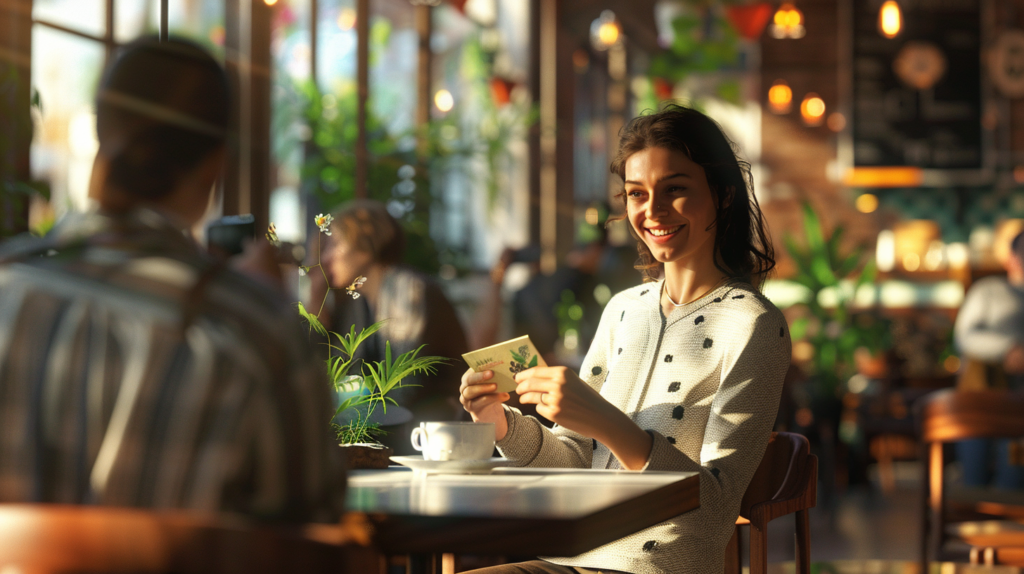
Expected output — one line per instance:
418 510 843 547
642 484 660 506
390 456 509 474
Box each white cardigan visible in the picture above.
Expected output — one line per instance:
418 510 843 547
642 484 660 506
496 279 791 574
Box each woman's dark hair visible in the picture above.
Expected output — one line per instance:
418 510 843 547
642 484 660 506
608 104 775 284
332 200 406 266
96 36 229 200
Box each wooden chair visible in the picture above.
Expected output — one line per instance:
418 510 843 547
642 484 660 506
970 545 1024 567
917 389 1024 573
724 432 818 574
0 504 380 574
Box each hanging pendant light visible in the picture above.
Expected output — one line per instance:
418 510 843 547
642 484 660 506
591 10 621 51
878 0 902 39
768 80 793 114
800 93 825 126
769 3 805 39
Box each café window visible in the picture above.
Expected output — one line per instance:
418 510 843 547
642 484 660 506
29 0 225 217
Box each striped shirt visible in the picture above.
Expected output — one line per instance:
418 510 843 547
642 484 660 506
0 209 343 522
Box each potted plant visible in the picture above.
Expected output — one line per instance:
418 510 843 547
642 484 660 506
784 202 890 397
273 215 448 469
322 320 446 469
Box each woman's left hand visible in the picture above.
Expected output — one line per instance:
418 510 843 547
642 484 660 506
517 366 653 470
514 366 612 438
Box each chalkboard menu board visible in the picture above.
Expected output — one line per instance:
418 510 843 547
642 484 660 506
851 0 982 170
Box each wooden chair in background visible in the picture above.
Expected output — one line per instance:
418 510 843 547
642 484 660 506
724 431 818 574
0 504 379 574
917 389 1024 572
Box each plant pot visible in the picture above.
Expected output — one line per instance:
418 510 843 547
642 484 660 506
339 442 393 470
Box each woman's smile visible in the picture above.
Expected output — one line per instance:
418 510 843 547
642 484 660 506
644 224 686 244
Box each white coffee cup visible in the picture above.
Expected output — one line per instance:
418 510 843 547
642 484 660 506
410 421 495 461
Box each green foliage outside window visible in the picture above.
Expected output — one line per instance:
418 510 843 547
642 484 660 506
272 19 535 274
0 67 50 239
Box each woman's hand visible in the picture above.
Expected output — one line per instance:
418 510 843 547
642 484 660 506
459 368 510 440
513 366 611 436
515 366 653 470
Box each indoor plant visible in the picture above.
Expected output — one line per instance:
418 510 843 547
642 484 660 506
273 215 448 468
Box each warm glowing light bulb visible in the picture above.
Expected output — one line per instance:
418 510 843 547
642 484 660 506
768 80 792 114
264 0 278 5
337 8 356 30
771 3 805 38
434 89 454 112
785 7 802 28
800 93 825 125
856 193 879 214
879 0 902 39
598 22 620 47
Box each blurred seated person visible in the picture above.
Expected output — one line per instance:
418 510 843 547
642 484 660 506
0 37 342 521
953 230 1024 489
315 200 470 455
482 218 637 365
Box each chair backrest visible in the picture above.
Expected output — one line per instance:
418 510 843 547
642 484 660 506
918 389 1024 443
738 432 812 519
0 504 359 574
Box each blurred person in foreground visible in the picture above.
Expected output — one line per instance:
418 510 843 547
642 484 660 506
315 199 470 455
459 104 791 574
953 230 1024 489
0 37 342 521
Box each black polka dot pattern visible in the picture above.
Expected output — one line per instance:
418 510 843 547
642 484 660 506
592 366 602 376
664 355 673 362
694 315 704 325
640 289 649 296
620 310 625 321
668 381 680 392
672 406 685 419
732 295 745 300
642 540 659 552
703 338 713 349
714 297 722 303
618 348 623 355
667 436 677 445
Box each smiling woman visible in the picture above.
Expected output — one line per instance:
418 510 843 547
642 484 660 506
610 104 775 290
458 105 792 574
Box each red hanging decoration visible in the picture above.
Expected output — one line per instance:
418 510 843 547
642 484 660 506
725 3 773 40
490 77 515 106
653 77 674 101
448 0 468 14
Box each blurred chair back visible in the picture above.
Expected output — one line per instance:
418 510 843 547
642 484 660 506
0 504 377 574
724 432 818 574
917 389 1024 572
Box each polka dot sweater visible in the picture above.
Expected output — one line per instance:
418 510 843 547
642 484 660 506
496 279 791 574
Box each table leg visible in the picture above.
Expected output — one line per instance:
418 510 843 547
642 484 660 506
407 553 444 574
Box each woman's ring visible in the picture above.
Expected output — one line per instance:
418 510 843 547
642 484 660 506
540 393 548 406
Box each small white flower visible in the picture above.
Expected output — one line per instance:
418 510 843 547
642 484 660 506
265 223 281 247
298 266 309 277
314 213 334 235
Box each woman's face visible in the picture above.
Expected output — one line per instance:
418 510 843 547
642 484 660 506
624 146 719 267
323 232 372 288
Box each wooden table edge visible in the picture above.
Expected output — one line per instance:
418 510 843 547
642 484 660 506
362 471 700 556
